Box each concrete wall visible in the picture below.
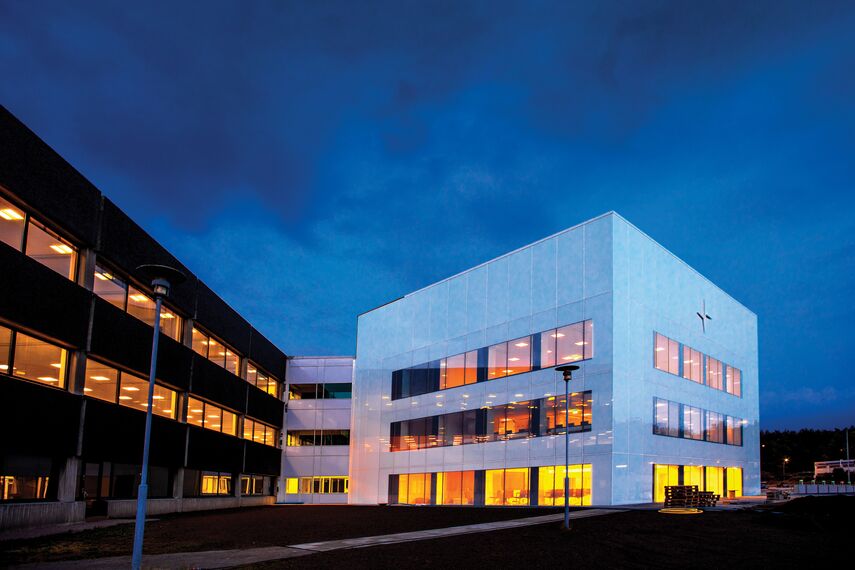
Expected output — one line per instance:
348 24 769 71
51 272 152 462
0 501 85 531
106 496 274 518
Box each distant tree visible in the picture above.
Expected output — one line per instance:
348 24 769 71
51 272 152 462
760 426 854 480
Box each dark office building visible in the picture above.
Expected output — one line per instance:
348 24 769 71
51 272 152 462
0 106 286 529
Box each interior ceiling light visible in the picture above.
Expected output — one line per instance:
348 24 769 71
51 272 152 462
0 208 24 220
514 342 529 347
37 376 58 382
50 244 73 254
129 294 148 302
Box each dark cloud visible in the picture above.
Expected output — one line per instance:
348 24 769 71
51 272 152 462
1 0 854 428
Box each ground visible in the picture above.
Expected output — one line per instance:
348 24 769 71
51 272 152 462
1 497 852 568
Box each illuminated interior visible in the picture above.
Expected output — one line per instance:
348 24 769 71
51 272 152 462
285 476 349 494
191 326 241 376
24 219 77 280
654 332 742 397
12 331 68 388
1 475 50 500
653 464 680 502
83 359 120 402
653 464 743 501
537 464 592 506
486 467 529 505
436 471 475 505
654 397 742 446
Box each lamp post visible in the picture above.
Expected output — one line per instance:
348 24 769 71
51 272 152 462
555 364 580 531
131 264 185 570
782 457 789 482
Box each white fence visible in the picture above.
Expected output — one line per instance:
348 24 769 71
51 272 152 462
794 483 855 495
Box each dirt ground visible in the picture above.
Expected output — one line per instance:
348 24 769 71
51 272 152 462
2 497 853 568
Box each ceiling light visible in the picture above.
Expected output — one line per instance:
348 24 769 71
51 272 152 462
122 386 140 391
0 208 24 220
83 387 92 392
161 312 175 319
50 363 61 368
129 294 148 303
514 342 529 347
509 357 520 362
37 376 58 382
0 364 7 370
91 375 111 381
552 333 565 338
574 341 586 346
191 408 203 413
50 244 73 254
119 396 132 400
655 347 665 352
208 414 220 418
153 395 164 400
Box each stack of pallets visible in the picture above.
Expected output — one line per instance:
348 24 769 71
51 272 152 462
664 485 700 508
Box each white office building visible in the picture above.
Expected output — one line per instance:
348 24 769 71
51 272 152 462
279 356 354 504
348 212 759 506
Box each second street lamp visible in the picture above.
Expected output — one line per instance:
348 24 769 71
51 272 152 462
555 364 580 531
131 264 185 570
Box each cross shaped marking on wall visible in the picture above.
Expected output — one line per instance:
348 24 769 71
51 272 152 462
697 300 712 333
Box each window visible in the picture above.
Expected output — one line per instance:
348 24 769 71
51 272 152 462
24 219 77 280
392 320 594 400
192 327 241 376
684 465 704 490
654 333 679 375
286 476 348 494
118 374 176 419
653 464 680 502
556 322 584 363
188 399 239 436
653 398 680 438
285 429 348 446
288 383 317 399
391 392 591 452
200 471 232 496
243 418 279 447
322 383 352 399
682 346 703 383
706 466 724 496
93 266 127 309
486 468 529 506
707 357 723 390
726 416 743 446
246 361 280 397
726 467 743 497
0 325 10 374
506 337 532 375
538 464 592 506
83 359 120 402
726 365 742 397
186 397 206 428
683 405 703 440
487 341 508 379
94 264 182 341
705 411 724 443
436 471 475 505
0 195 26 250
1 455 53 501
12 331 68 388
398 473 430 505
241 475 271 496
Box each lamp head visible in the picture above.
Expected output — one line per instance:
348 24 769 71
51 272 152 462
136 264 186 298
555 364 580 382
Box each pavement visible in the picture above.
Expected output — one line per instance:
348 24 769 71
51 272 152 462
11 508 624 569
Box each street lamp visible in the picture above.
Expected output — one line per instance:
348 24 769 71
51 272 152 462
555 364 580 531
131 264 185 570
782 457 790 481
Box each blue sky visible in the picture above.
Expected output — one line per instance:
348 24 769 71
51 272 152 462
1 1 853 429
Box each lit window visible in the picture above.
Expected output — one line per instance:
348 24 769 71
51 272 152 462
24 219 77 280
726 365 742 397
0 325 10 374
289 384 317 399
682 346 703 383
506 336 532 375
191 327 209 357
0 195 25 250
192 327 241 375
12 331 67 388
221 409 237 436
653 333 679 375
118 374 176 419
186 397 206 428
707 357 723 390
556 322 584 363
93 264 127 310
443 353 465 389
487 342 508 378
84 359 119 402
538 464 592 506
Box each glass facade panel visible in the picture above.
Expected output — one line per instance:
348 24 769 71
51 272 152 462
322 383 352 399
0 196 25 250
487 342 508 379
93 265 127 309
83 359 119 402
726 366 742 397
485 469 505 506
224 349 240 375
24 219 77 280
556 322 584 363
221 409 237 436
707 357 723 390
504 468 529 506
706 411 724 443
289 384 317 399
584 320 594 359
539 329 557 368
506 337 532 375
12 332 67 388
503 402 531 439
407 473 429 505
683 346 702 383
443 353 465 389
726 416 743 446
683 405 703 440
127 286 156 326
